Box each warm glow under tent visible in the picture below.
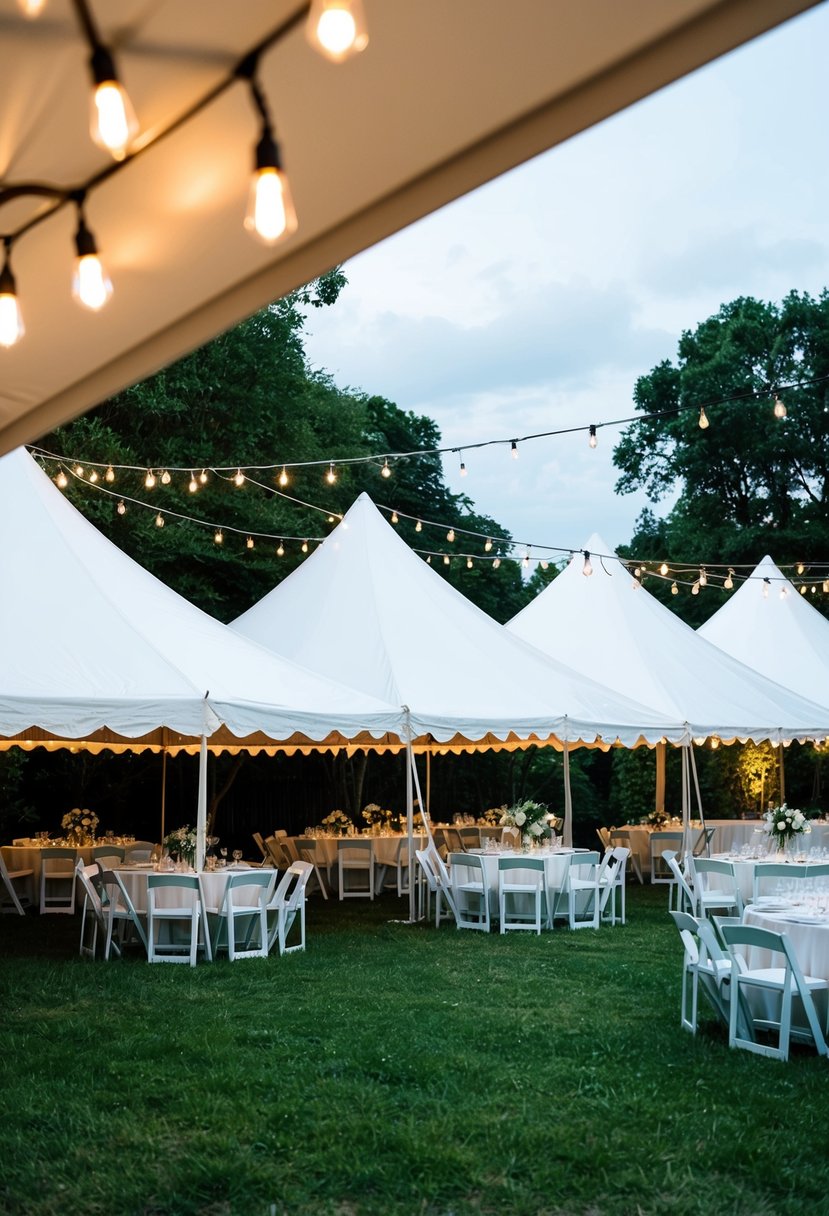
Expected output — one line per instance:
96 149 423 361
0 0 818 452
506 533 829 744
231 495 687 752
698 555 829 713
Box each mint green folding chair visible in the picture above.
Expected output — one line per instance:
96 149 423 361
209 871 275 960
449 852 490 932
498 856 546 934
147 873 207 966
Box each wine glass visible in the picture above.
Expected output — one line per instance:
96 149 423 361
232 849 243 866
219 847 228 868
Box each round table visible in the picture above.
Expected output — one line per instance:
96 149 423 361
454 847 584 918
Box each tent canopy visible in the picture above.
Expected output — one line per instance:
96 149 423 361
0 0 817 451
231 494 688 749
506 533 829 743
698 555 829 712
0 448 404 747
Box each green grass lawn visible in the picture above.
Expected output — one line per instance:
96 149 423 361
1 885 825 1216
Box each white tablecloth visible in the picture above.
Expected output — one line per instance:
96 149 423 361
744 906 829 983
115 866 276 913
709 856 817 904
453 848 584 917
2 844 97 888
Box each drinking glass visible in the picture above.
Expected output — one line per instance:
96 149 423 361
232 849 243 865
219 847 228 868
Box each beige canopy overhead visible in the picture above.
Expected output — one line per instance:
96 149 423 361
0 0 817 452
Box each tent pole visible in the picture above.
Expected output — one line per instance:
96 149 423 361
405 725 415 924
426 749 431 816
778 742 786 804
681 741 691 864
196 734 208 872
562 740 573 849
160 746 168 847
688 741 704 823
655 741 666 814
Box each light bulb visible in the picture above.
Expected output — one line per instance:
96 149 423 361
381 459 391 478
246 536 255 550
391 511 399 524
105 465 115 483
582 551 593 577
691 581 700 596
660 562 669 576
0 250 24 347
484 538 493 552
145 470 156 489
214 529 223 545
699 568 707 587
278 466 288 487
426 556 432 565
328 515 336 523
671 581 678 596
523 553 530 570
540 560 549 571
698 407 709 430
459 461 467 477
326 463 337 485
415 520 422 533
199 469 208 485
306 0 368 62
233 469 245 487
588 425 597 449
812 585 817 595
634 566 641 578
117 500 126 515
18 0 47 16
800 585 807 596
443 555 450 566
245 129 297 245
160 470 171 485
301 540 309 553
89 47 138 159
188 474 198 494
823 581 829 594
724 569 734 590
466 558 473 569
72 213 112 310
493 557 501 570
88 469 98 483
75 465 85 477
155 513 164 528
277 542 285 557
511 440 518 459
796 562 805 575
447 529 455 543
56 471 68 489
773 394 787 419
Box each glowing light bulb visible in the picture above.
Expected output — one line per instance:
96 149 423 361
277 542 285 557
246 536 255 550
540 560 549 570
443 555 450 566
328 515 336 523
155 513 164 528
391 511 399 524
307 0 368 62
582 551 593 577
800 585 807 596
0 251 24 347
88 469 98 483
89 47 138 159
588 425 598 449
447 529 455 543
660 562 669 576
773 394 787 419
160 470 171 485
234 469 245 487
214 529 223 545
75 465 85 478
493 557 501 570
188 474 198 494
116 500 126 515
278 466 288 487
18 0 47 17
301 540 309 553
426 556 432 565
105 465 115 483
381 459 391 478
698 407 710 430
245 130 297 245
796 562 805 575
145 470 156 489
699 568 707 587
466 558 473 569
459 460 467 477
72 212 113 310
199 469 208 485
671 581 678 596
484 538 493 552
724 569 734 590
56 470 68 489
634 567 641 578
326 463 337 485
823 581 829 594
415 520 422 533
691 581 700 596
511 440 519 459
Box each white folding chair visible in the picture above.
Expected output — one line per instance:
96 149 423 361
75 860 117 960
668 911 732 1035
267 861 313 954
598 848 628 925
39 847 77 914
448 852 490 932
0 848 33 915
97 869 149 958
124 841 156 862
609 830 643 883
416 847 456 927
692 858 744 918
751 862 799 904
146 874 209 966
649 832 684 885
721 923 829 1061
663 850 696 914
295 837 330 899
252 832 270 864
498 856 546 934
555 851 601 930
336 839 374 900
91 845 125 868
210 871 275 960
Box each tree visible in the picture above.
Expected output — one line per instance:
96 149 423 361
613 291 829 626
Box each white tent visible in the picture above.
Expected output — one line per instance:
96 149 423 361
507 533 829 744
231 496 688 753
0 0 813 452
698 555 829 713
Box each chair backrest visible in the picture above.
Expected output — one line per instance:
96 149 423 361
264 835 289 869
222 870 274 911
443 828 464 852
596 827 612 850
148 873 200 894
498 856 544 874
415 848 438 892
125 841 156 861
610 846 630 869
664 851 696 907
693 858 735 878
75 859 104 914
274 829 288 838
282 860 313 909
252 832 269 861
459 827 481 848
295 837 320 860
98 870 148 951
449 851 485 880
669 909 703 965
41 846 76 869
337 839 373 856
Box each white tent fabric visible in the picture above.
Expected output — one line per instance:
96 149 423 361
506 533 829 743
231 494 687 749
698 555 829 712
0 0 813 453
0 448 403 744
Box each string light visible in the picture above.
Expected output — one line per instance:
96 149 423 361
116 499 126 515
214 529 223 545
188 473 199 493
0 242 24 348
301 540 308 553
800 585 807 596
691 580 700 596
447 529 455 543
18 0 47 16
391 511 399 524
104 465 114 483
724 569 734 590
582 550 593 578
199 469 209 485
233 469 245 487
443 555 450 566
458 451 467 477
415 520 422 532
773 393 787 419
240 56 298 246
523 552 530 570
326 463 337 485
484 538 493 552
246 536 255 549
381 458 391 479
155 512 165 528
511 440 519 459
88 469 98 483
277 541 285 556
671 581 678 595
56 470 68 489
659 562 669 576
144 470 156 489
160 469 171 485
493 557 501 569
88 41 139 160
466 557 473 569
698 407 710 430
306 0 369 62
74 465 85 477
699 567 707 587
71 201 113 312
824 581 829 594
588 425 598 449
278 466 289 487
796 562 805 575
540 560 549 570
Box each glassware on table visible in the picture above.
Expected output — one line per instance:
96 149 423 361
232 849 243 865
219 847 228 868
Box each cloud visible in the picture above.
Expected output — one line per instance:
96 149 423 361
640 228 828 297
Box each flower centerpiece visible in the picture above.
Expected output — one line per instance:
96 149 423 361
321 809 353 836
763 803 810 854
481 805 508 826
500 799 553 847
164 825 197 867
61 807 99 845
362 802 392 832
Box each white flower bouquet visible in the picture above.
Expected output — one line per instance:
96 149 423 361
481 805 508 825
61 807 99 842
500 799 553 845
321 809 353 836
164 825 197 865
763 803 810 850
362 802 392 828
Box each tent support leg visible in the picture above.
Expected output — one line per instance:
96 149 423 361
196 735 208 872
562 742 573 849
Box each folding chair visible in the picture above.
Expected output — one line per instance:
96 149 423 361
692 858 744 918
449 852 490 931
252 832 270 864
668 911 732 1035
382 836 411 897
598 848 628 925
267 861 313 954
752 862 800 904
498 856 546 934
553 851 601 930
416 847 457 927
147 874 209 966
720 924 829 1061
0 849 33 915
336 839 374 900
294 837 330 899
692 827 716 858
209 871 275 960
91 846 125 873
596 827 612 851
75 861 119 961
124 841 156 862
663 850 696 914
649 832 684 885
39 847 77 914
609 830 643 883
264 835 290 871
97 869 149 958
443 827 464 853
458 827 481 850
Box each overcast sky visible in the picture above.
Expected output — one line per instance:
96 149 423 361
302 4 829 556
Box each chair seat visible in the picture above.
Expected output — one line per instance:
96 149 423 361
740 966 829 991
